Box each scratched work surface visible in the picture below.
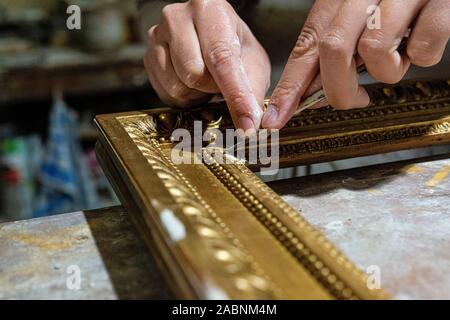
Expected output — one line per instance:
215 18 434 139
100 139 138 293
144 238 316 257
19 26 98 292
1 157 449 300
0 206 172 299
269 154 450 299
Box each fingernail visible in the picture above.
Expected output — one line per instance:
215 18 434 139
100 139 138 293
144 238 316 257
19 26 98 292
237 116 256 137
262 105 278 128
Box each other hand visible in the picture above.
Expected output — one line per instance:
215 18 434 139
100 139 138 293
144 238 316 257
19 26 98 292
144 0 271 133
263 0 450 129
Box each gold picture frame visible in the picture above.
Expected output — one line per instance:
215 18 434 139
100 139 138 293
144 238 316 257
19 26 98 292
94 79 450 300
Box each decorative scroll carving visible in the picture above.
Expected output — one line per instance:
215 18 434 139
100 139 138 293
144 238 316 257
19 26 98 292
280 121 450 157
144 80 450 137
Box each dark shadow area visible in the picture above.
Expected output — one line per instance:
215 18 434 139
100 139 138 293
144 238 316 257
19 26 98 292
84 206 173 299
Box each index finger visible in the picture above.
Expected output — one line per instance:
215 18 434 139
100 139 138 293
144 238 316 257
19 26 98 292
193 1 262 133
263 0 344 129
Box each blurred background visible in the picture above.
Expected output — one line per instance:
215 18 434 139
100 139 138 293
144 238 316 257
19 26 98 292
0 0 449 222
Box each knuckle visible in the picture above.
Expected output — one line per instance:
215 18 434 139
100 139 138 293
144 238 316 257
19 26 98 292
274 79 304 102
326 92 352 110
147 25 158 41
369 65 404 84
168 83 190 101
181 62 207 88
319 33 349 59
374 73 402 85
227 91 248 115
290 24 320 60
161 3 185 35
357 36 389 61
190 0 225 10
269 80 303 114
161 4 176 22
207 41 235 67
407 41 441 67
189 0 207 9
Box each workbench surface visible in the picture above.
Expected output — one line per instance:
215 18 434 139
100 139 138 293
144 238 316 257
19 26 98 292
271 154 450 299
1 154 449 299
0 206 172 299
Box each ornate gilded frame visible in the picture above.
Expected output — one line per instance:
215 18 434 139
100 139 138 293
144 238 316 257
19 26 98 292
95 79 450 300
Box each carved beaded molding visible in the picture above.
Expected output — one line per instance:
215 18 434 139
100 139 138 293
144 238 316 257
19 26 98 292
96 79 450 300
146 80 450 139
120 116 281 299
202 151 385 299
118 113 392 299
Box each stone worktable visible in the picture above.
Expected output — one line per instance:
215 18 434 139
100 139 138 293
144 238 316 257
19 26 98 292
270 154 450 299
1 154 449 299
0 206 172 299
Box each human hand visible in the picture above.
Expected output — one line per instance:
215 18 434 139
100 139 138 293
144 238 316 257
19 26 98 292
144 0 271 133
262 0 450 129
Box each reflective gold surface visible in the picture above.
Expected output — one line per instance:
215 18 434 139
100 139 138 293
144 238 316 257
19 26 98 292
95 79 450 299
